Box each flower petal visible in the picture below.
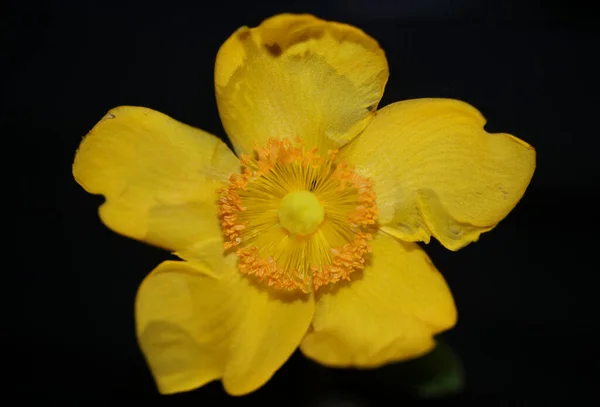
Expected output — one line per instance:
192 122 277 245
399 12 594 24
73 106 240 252
340 98 536 251
135 259 314 396
215 13 389 155
300 232 456 368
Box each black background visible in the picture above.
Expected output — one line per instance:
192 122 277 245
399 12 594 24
10 0 600 404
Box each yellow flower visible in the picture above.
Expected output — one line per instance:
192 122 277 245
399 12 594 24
72 14 535 396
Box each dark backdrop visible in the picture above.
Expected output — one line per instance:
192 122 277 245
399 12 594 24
10 0 600 404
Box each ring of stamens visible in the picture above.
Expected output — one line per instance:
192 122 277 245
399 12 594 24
218 138 378 293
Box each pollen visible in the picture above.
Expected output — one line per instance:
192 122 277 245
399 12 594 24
217 138 378 293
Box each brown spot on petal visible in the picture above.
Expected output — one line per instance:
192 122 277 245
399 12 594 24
264 43 282 57
237 28 251 41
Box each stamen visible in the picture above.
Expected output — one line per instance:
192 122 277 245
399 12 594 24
217 138 378 293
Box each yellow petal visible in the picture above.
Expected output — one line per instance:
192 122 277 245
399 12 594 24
135 259 314 396
73 106 240 252
215 13 389 155
300 232 456 368
340 98 536 251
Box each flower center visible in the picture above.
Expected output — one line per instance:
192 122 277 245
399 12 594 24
278 191 324 236
218 138 378 293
